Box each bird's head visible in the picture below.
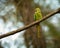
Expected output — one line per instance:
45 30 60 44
35 8 41 13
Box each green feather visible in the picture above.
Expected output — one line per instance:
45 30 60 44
34 8 42 20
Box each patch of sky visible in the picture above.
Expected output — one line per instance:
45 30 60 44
34 0 39 3
0 18 5 34
50 0 60 9
34 0 60 9
49 15 59 27
34 0 44 6
0 0 7 3
42 25 49 32
0 2 5 11
56 14 60 18
0 5 15 16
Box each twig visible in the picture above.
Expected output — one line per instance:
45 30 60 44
0 8 60 39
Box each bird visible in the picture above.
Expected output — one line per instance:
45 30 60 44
34 8 42 38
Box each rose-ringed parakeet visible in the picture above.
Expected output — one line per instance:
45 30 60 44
34 8 42 38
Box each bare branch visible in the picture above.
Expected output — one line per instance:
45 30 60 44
0 8 60 39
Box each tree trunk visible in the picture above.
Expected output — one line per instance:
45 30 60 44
13 0 46 48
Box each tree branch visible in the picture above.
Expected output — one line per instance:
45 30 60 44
0 8 60 39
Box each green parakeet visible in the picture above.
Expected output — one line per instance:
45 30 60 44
34 8 42 38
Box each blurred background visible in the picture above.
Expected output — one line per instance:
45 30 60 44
0 0 60 48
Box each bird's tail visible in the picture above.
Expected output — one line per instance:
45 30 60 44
36 24 41 38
